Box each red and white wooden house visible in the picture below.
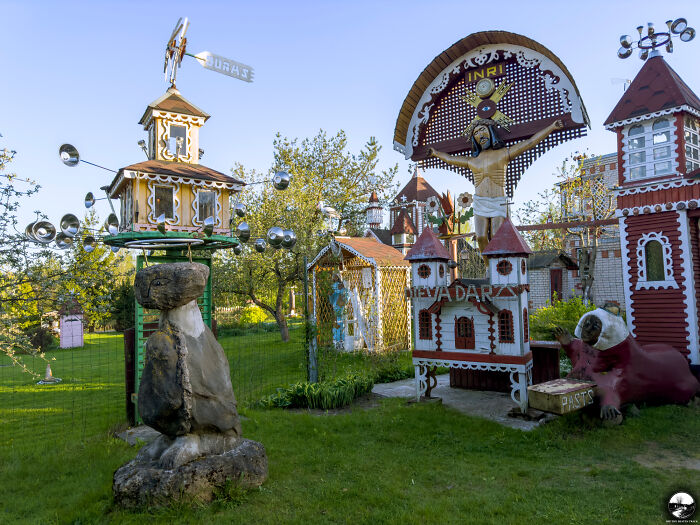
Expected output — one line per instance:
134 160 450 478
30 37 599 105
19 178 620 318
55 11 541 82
407 219 533 410
606 55 700 365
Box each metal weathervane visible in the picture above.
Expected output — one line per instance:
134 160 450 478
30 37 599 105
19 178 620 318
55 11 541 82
164 17 254 87
618 18 696 60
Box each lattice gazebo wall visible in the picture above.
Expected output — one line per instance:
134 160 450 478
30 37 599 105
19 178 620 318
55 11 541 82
309 246 411 353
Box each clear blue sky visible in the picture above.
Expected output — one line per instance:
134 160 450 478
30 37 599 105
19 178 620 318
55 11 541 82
2 1 700 228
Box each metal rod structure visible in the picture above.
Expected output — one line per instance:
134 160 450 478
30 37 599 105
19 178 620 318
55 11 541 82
80 159 117 173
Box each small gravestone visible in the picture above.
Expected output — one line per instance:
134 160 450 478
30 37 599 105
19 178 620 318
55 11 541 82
113 262 267 507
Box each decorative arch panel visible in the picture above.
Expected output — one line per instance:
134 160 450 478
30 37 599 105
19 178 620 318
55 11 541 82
394 31 590 197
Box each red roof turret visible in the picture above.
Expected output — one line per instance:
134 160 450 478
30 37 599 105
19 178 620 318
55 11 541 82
604 56 700 128
405 227 450 261
390 208 417 235
481 217 532 257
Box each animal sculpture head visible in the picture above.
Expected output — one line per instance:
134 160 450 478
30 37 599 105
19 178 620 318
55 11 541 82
134 262 209 311
574 303 628 350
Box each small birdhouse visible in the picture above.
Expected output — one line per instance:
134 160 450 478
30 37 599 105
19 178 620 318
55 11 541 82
107 87 244 235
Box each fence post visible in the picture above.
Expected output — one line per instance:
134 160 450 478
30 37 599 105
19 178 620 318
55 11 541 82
303 256 318 383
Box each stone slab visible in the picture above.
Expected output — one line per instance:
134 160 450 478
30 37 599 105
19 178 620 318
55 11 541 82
372 374 557 431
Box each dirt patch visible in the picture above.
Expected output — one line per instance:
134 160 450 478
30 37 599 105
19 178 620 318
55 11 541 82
286 393 385 416
633 442 700 471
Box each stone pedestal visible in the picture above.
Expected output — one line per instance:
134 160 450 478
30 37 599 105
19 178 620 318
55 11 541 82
113 437 267 507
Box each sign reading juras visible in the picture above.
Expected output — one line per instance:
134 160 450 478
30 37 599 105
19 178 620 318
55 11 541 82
195 51 254 83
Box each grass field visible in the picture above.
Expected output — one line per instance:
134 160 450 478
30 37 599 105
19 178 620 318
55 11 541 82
0 397 698 524
3 326 698 523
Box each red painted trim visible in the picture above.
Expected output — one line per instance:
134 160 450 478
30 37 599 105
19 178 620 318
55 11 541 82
487 312 496 351
435 311 442 351
413 350 533 364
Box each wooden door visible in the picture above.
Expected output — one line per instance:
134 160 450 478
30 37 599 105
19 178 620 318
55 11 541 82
550 269 563 303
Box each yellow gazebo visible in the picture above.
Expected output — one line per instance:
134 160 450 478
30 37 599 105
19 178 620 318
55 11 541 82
107 87 244 235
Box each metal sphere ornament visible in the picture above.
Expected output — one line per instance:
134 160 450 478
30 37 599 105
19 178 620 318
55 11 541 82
84 236 96 253
33 221 56 244
236 221 251 243
202 216 215 237
25 222 37 242
84 192 95 209
156 213 167 235
233 244 243 255
272 171 291 191
267 226 284 247
254 238 267 252
55 233 73 250
59 144 80 167
105 213 119 236
281 229 296 249
60 214 80 238
233 202 246 218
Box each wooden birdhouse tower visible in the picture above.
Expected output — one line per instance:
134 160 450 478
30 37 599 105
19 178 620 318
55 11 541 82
606 55 700 365
106 87 244 235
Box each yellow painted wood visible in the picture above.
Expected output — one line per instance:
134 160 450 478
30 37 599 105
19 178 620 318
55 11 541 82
528 379 596 414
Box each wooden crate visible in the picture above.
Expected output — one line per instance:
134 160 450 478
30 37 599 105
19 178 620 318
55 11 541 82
528 379 596 415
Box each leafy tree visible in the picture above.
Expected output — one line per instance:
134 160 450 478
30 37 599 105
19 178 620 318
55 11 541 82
214 130 398 341
517 154 615 303
0 147 54 374
61 209 131 331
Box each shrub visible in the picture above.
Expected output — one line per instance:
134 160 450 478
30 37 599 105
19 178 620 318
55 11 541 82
24 325 58 352
258 374 375 410
238 306 270 326
110 281 135 333
529 296 596 341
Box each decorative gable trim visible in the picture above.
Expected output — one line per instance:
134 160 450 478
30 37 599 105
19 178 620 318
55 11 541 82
605 104 700 130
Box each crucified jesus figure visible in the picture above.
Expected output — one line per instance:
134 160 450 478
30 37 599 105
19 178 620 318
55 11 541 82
428 118 564 254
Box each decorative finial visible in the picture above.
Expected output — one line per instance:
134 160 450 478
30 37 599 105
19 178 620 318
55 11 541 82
618 18 695 60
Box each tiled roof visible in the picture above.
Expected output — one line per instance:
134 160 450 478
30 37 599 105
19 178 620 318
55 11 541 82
527 250 577 270
405 227 450 261
604 56 700 126
390 208 417 235
394 166 440 204
109 160 244 196
368 190 380 203
335 237 409 267
365 228 392 246
481 217 532 256
139 88 210 124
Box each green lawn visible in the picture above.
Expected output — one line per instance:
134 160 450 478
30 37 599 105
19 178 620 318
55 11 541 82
2 328 698 523
0 398 698 524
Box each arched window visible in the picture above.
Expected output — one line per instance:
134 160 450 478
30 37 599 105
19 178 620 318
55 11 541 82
636 232 678 289
645 241 664 281
439 264 445 278
521 259 526 275
417 264 431 279
498 310 514 343
419 310 432 340
523 308 529 340
455 317 475 349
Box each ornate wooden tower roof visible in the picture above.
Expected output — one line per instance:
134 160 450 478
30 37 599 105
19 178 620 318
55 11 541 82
604 56 700 129
481 217 532 257
405 227 451 261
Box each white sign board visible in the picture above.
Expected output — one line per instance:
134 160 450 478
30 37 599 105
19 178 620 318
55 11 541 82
194 51 254 83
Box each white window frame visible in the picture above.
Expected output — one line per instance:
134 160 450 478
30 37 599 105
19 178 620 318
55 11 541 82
623 118 677 182
685 115 700 173
192 188 221 227
635 232 678 289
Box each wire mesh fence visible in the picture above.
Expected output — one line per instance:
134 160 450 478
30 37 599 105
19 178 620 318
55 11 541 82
214 312 308 405
0 331 126 450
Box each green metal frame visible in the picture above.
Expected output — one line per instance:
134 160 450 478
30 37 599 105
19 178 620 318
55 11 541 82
133 253 213 423
105 230 239 251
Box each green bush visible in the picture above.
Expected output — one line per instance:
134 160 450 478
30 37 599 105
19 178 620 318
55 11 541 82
239 306 270 326
109 281 135 332
258 374 375 410
529 296 596 341
24 325 58 352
